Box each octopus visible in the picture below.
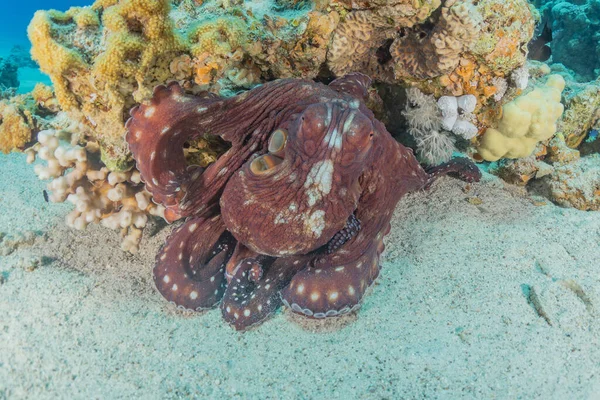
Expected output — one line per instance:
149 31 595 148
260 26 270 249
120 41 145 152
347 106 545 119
125 73 481 330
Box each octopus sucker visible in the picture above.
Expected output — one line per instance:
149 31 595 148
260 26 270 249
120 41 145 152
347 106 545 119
126 73 481 330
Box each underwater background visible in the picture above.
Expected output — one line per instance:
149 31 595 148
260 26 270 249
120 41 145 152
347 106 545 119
0 1 86 94
0 0 599 398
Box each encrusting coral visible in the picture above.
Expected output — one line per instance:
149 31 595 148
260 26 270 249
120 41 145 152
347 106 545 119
0 84 60 154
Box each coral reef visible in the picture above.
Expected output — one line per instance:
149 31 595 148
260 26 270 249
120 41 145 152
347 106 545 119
25 0 541 171
20 0 594 252
329 0 536 99
0 84 60 154
547 154 600 211
0 45 38 98
27 0 339 169
559 77 600 149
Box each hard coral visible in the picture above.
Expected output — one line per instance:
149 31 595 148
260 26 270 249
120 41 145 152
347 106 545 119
0 87 60 154
28 0 341 170
391 0 479 80
477 75 565 161
546 155 600 211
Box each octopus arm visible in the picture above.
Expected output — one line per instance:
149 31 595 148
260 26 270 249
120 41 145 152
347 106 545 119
153 214 236 311
328 73 372 103
425 157 482 188
125 82 223 222
281 236 383 319
221 255 310 330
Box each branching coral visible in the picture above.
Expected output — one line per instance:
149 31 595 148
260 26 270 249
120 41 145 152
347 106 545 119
26 129 165 253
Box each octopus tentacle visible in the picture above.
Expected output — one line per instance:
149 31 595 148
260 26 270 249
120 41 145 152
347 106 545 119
153 215 236 311
125 82 223 222
425 157 482 188
329 72 372 102
281 237 383 318
221 255 309 330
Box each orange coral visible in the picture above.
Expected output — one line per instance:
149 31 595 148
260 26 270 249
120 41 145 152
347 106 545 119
0 103 32 154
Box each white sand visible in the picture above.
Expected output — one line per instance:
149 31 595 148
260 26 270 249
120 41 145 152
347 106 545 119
1 152 599 399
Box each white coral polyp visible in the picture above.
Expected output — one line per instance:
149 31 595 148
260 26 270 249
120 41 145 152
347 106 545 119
452 119 478 140
437 96 459 130
26 129 165 253
437 94 478 140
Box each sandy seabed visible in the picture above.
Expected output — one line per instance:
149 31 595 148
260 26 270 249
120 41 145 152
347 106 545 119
0 152 599 399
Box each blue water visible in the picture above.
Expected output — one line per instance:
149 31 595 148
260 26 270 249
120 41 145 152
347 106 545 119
0 0 88 47
0 1 88 93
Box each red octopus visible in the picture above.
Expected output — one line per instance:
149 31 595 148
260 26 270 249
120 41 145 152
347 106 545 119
125 73 480 330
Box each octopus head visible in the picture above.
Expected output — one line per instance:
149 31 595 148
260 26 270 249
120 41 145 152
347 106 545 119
220 100 377 257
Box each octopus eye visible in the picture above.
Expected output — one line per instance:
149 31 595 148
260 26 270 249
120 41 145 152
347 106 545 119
250 154 283 175
268 128 287 157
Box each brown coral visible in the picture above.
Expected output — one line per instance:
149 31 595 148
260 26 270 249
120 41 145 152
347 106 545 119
327 11 393 78
391 0 479 80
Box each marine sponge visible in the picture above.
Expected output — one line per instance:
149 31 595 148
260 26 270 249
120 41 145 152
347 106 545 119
477 75 566 162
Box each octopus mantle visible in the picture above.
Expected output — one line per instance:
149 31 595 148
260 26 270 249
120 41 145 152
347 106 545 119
126 73 481 330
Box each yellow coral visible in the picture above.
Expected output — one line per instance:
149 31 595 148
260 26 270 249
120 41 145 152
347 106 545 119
66 7 101 28
188 16 247 58
31 83 54 104
0 102 33 154
28 0 189 169
477 75 565 161
95 0 187 101
28 11 89 110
